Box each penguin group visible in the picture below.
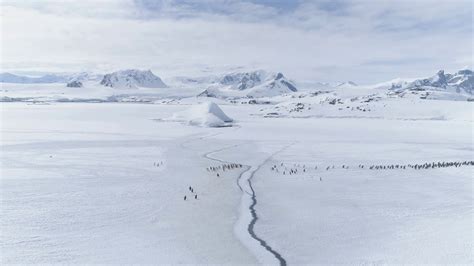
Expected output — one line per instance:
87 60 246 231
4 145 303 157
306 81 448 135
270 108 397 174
184 186 198 201
207 163 243 178
365 160 474 170
207 163 243 172
272 163 307 176
270 160 474 178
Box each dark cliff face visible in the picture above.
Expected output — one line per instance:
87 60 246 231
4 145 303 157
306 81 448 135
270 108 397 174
220 72 262 90
67 80 83 88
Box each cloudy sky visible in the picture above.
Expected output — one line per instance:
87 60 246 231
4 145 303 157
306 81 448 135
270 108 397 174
1 0 472 83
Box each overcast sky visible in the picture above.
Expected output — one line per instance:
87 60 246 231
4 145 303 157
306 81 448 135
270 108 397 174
1 0 472 83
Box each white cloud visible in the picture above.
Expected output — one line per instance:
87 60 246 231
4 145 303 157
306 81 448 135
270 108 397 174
1 0 472 83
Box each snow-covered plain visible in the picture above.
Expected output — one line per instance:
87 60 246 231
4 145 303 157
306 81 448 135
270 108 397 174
1 86 473 264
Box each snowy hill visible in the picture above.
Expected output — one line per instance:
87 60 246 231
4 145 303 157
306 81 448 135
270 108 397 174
168 102 233 127
393 69 473 94
100 69 167 89
0 72 68 83
199 70 298 98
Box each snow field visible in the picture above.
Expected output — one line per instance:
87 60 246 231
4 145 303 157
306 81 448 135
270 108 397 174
1 101 473 264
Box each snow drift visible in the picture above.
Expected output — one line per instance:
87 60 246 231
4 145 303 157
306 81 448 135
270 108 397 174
170 102 233 127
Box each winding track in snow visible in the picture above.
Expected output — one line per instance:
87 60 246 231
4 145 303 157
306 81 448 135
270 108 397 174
202 143 250 195
199 138 289 266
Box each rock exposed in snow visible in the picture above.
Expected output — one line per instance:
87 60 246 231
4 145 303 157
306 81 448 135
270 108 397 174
221 71 297 92
65 72 103 88
220 71 265 90
66 80 83 88
449 69 474 93
100 69 167 89
170 102 233 127
395 69 473 94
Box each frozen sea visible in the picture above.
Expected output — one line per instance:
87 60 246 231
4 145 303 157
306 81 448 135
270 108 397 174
1 102 473 264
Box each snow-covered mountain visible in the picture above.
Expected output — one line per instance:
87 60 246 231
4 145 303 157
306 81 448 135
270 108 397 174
0 72 69 83
2 68 472 103
220 71 297 92
393 69 473 94
199 70 298 98
100 69 167 89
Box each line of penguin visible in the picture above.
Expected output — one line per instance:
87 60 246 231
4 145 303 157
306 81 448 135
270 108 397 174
364 160 473 170
271 160 474 176
207 163 243 177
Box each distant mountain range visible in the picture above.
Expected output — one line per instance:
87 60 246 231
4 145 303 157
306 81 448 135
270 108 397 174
1 68 472 98
0 72 69 83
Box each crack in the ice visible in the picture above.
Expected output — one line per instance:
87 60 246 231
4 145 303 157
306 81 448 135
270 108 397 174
203 141 291 266
185 134 289 265
246 166 287 266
